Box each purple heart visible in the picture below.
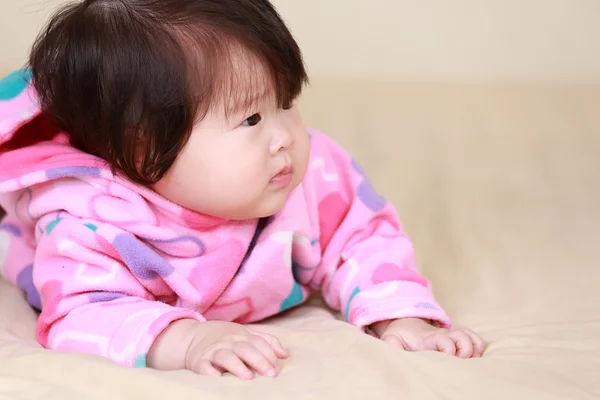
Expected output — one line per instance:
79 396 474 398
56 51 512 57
0 223 21 237
16 264 42 309
352 159 387 212
112 233 174 280
88 292 128 303
46 166 101 180
357 179 387 212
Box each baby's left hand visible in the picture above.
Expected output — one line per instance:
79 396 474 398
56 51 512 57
371 318 485 358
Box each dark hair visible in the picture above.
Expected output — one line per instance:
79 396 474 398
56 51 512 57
29 0 308 185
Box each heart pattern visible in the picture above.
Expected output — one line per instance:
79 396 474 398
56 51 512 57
0 69 31 101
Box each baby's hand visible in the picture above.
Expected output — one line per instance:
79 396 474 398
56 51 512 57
371 318 485 358
186 321 288 379
148 319 288 379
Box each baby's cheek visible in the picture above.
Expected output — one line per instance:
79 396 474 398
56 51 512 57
155 169 212 213
167 138 269 217
296 129 311 163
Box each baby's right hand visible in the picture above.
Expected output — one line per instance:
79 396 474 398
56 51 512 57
186 321 288 379
148 319 288 380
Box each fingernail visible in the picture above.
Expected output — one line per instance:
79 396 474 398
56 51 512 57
266 369 277 377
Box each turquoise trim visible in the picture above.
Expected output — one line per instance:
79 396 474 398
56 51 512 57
344 286 361 321
134 353 147 368
84 223 98 232
280 281 304 311
0 69 31 100
45 219 62 235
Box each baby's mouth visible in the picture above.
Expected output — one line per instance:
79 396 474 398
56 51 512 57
270 164 293 187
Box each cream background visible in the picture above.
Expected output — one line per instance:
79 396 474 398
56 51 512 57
1 0 600 81
1 1 600 399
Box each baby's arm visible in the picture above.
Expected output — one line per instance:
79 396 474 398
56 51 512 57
34 215 202 368
306 131 485 357
306 130 452 330
34 215 286 377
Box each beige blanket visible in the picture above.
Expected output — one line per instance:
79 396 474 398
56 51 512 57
1 80 599 399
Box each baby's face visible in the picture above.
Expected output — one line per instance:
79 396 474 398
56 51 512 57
152 94 310 220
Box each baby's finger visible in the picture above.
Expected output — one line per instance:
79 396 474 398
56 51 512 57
381 334 407 350
462 328 486 357
435 335 457 356
212 349 254 380
248 336 279 369
423 334 456 356
196 360 223 377
232 342 277 378
449 331 474 359
255 332 289 358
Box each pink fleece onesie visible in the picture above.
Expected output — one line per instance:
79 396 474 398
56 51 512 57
0 69 451 368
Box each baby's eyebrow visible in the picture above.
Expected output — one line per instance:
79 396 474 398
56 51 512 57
226 87 273 116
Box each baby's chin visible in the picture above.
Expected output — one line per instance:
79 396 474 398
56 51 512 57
224 190 296 220
185 197 283 221
230 198 289 220
177 175 302 221
207 208 281 221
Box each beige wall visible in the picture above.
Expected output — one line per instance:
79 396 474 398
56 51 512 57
272 0 600 82
1 0 600 82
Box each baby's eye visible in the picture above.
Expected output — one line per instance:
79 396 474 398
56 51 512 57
241 113 262 127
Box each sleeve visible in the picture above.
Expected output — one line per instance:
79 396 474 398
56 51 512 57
307 131 452 331
0 214 40 309
33 215 203 368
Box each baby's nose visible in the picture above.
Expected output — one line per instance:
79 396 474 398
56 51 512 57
270 129 294 154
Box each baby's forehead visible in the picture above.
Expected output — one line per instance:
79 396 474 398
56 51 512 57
222 46 274 90
184 40 297 119
207 50 278 115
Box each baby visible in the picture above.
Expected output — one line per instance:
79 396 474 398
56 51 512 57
0 0 484 379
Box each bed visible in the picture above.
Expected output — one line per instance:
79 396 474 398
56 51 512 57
1 78 599 399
